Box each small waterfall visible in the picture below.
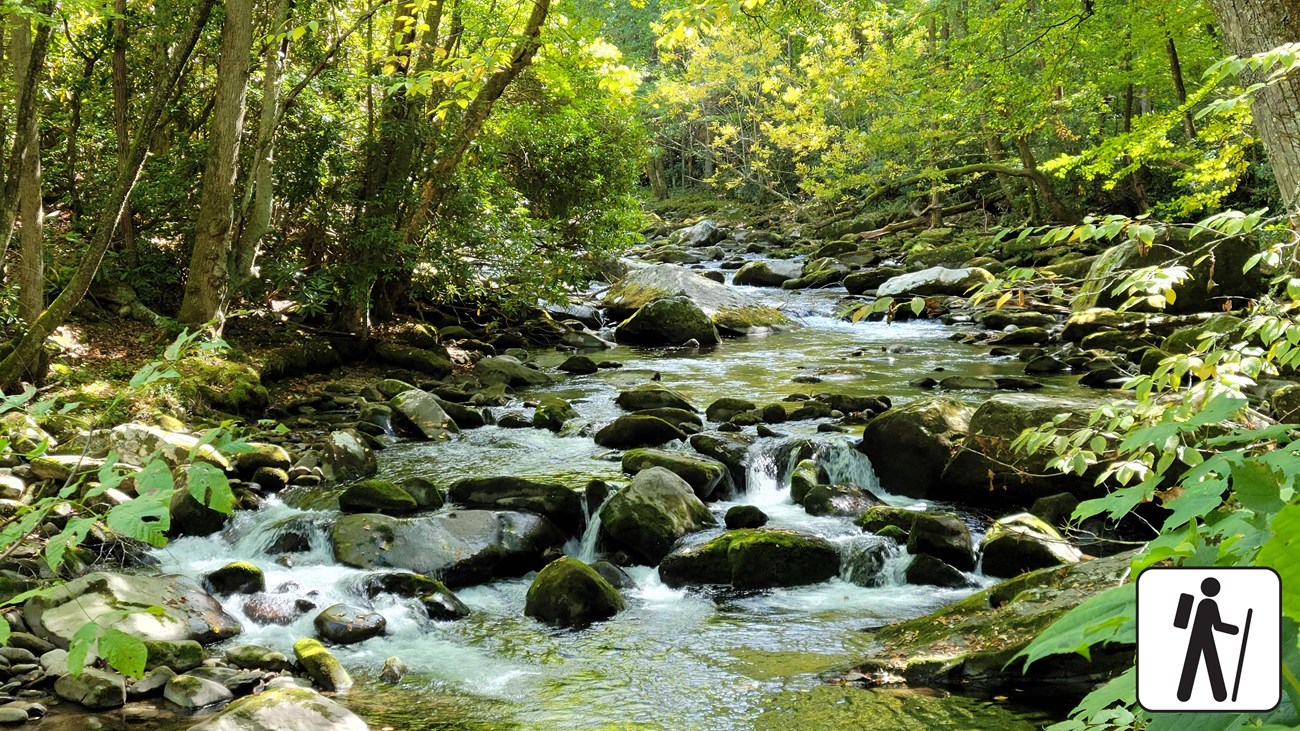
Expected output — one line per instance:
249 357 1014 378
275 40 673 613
739 446 788 507
567 491 615 563
814 439 881 493
839 535 907 587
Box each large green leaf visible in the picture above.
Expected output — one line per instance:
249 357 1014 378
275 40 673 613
98 627 148 679
1016 584 1136 666
66 622 101 677
105 492 171 547
186 462 234 515
1259 502 1300 623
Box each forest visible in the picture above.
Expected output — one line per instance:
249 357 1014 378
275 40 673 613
0 0 1298 728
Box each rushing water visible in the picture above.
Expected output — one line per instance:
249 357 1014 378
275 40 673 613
150 264 1069 729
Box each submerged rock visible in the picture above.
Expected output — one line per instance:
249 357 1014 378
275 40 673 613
658 529 841 589
524 557 625 627
331 510 565 587
599 467 716 564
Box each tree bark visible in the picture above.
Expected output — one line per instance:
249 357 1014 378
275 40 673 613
1166 34 1197 139
0 0 216 390
178 0 254 327
0 13 51 274
111 0 137 263
1207 0 1300 209
10 18 47 382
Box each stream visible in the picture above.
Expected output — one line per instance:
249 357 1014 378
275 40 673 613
150 264 1077 729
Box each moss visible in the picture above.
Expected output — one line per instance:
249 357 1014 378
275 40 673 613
293 638 353 692
524 557 625 627
338 479 418 515
144 639 204 671
659 528 840 588
171 356 270 416
712 306 790 332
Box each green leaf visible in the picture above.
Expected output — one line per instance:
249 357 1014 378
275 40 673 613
134 460 174 498
66 622 101 677
1258 501 1300 624
98 627 148 679
105 492 172 547
909 297 925 316
1232 461 1285 515
45 517 95 572
0 618 8 646
186 462 234 515
1016 584 1135 666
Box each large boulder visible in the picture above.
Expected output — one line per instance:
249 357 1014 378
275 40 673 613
658 529 841 589
24 573 241 649
338 479 418 515
857 397 971 498
603 264 794 334
905 554 975 588
615 383 698 412
594 415 687 449
800 483 879 517
671 219 726 247
374 342 453 378
599 467 716 564
620 448 732 500
87 423 229 470
316 429 378 484
876 266 993 298
980 513 1083 578
314 604 386 644
733 260 802 287
524 557 625 627
851 551 1136 694
688 431 755 490
905 512 975 571
1076 229 1265 314
475 356 554 388
937 394 1108 508
448 476 585 534
389 389 459 440
189 687 369 731
331 510 565 587
615 296 720 346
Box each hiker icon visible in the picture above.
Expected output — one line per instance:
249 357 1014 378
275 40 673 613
1175 577 1251 703
1136 567 1280 713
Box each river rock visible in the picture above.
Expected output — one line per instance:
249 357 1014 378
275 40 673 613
876 266 993 298
620 448 731 500
293 639 352 692
616 383 698 412
980 513 1082 578
854 506 924 537
594 414 687 449
658 529 841 589
314 604 386 644
232 443 293 479
225 645 293 673
398 476 445 509
54 668 126 710
189 686 368 731
704 397 756 422
475 355 554 388
359 572 469 620
533 397 579 432
128 666 176 699
671 219 726 247
688 432 754 490
524 557 625 627
905 512 974 571
143 639 204 672
88 423 229 470
389 389 459 440
733 260 801 287
448 476 585 534
164 673 234 709
858 397 970 498
599 467 715 564
316 429 378 484
615 295 721 346
634 407 703 431
25 572 241 649
937 393 1108 508
243 593 316 626
338 479 419 515
724 505 768 529
800 483 880 517
852 550 1136 694
331 510 565 587
602 264 794 334
374 342 453 378
558 355 599 374
905 553 976 588
204 562 266 596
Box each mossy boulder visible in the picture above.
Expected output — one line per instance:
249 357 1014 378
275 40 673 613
937 394 1109 508
633 407 703 431
359 572 469 620
203 561 266 596
534 397 579 432
330 510 565 587
905 554 975 588
338 479 418 515
173 357 270 415
978 309 1057 330
224 645 293 673
448 476 585 534
189 686 369 731
524 557 625 627
602 263 794 333
904 241 978 270
143 639 204 672
54 668 126 710
598 467 715 564
1159 313 1244 354
616 383 698 412
293 639 352 692
843 267 908 295
688 432 755 490
854 506 922 537
789 458 820 504
705 397 756 423
389 389 459 440
316 429 378 484
857 397 971 498
724 505 768 529
979 513 1082 578
374 342 453 378
658 529 841 589
398 476 445 509
852 551 1136 694
615 295 721 346
801 483 880 517
1060 308 1154 342
314 603 386 644
905 512 974 571
594 415 687 449
733 260 801 287
163 673 233 709
876 266 993 298
620 448 732 500
475 355 554 388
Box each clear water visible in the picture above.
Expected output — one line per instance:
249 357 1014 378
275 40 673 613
150 264 1073 729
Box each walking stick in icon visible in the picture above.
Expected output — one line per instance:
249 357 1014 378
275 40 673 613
1231 608 1253 703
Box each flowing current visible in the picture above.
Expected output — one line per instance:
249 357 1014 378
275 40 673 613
152 265 1074 729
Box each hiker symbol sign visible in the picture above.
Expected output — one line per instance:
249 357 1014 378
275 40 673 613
1136 567 1281 713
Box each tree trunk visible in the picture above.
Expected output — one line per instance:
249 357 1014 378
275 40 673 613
64 54 98 219
1207 0 1300 208
0 0 216 390
1165 34 1197 139
178 0 254 327
11 19 47 382
1013 135 1079 223
0 13 51 273
111 0 137 264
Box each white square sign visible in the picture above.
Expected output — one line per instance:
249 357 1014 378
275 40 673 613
1137 567 1281 713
